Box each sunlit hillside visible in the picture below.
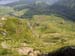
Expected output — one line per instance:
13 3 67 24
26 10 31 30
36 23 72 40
0 6 14 16
0 0 75 56
0 15 75 56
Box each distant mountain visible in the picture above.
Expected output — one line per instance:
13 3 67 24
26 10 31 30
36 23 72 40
5 0 34 7
5 0 75 20
5 0 58 18
50 0 75 20
0 6 14 16
21 0 74 20
58 0 75 9
5 0 58 7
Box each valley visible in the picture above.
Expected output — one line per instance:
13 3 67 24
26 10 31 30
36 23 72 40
0 0 75 56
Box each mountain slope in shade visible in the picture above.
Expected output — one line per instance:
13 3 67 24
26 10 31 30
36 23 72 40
50 0 75 21
5 0 58 7
4 0 75 21
58 0 75 9
19 0 75 20
5 0 34 7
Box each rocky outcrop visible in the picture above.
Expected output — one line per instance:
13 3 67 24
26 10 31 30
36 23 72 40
17 47 33 55
1 42 10 49
47 46 75 56
16 47 41 56
0 17 7 20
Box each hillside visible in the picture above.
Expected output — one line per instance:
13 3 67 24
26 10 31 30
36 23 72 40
50 0 75 21
0 6 14 16
3 0 75 20
0 0 75 56
5 0 58 7
4 0 58 18
0 15 75 56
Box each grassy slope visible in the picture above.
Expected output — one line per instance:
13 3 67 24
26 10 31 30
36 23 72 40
12 9 29 17
0 6 14 16
0 15 75 56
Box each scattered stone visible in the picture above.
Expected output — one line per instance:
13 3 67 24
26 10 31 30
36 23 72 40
29 52 34 56
1 42 9 49
16 46 41 56
32 50 41 56
17 47 33 55
0 31 7 37
1 17 7 20
0 23 3 27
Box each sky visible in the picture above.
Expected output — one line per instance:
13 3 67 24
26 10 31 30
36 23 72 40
0 0 58 4
0 0 19 4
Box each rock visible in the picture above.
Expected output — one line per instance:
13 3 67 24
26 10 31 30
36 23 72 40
1 42 9 49
17 47 33 55
33 50 41 56
1 17 7 20
47 46 75 56
29 52 34 56
0 23 3 27
16 47 41 56
0 31 7 37
2 32 7 36
29 50 41 56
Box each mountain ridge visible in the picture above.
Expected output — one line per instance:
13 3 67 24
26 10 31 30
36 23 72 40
1 0 75 21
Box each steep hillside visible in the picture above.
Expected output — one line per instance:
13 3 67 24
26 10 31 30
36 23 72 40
0 15 75 56
5 0 58 7
50 0 75 21
58 0 75 9
5 0 75 20
0 0 75 56
0 6 14 16
5 0 35 9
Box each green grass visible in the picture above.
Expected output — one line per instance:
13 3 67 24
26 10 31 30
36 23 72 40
12 9 29 17
0 6 14 16
0 15 75 55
